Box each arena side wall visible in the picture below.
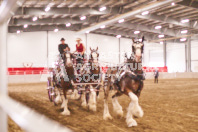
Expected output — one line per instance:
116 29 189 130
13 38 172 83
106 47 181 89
8 72 198 84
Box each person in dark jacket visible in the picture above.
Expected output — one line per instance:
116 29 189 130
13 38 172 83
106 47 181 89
154 69 159 83
58 38 70 54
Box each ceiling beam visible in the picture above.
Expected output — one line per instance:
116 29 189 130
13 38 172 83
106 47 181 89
8 24 81 32
135 13 198 30
10 16 99 25
14 7 121 16
76 0 176 34
177 0 198 9
93 28 153 40
110 22 178 37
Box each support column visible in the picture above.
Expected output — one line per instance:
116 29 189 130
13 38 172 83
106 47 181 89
163 41 167 67
186 37 191 72
0 21 8 132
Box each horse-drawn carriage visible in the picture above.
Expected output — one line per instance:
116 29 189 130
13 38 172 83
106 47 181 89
46 37 146 127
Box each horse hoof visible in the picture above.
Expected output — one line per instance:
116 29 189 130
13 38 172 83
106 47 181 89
81 102 87 108
89 105 97 112
61 111 70 116
115 109 123 118
127 119 137 127
133 106 144 118
103 114 113 120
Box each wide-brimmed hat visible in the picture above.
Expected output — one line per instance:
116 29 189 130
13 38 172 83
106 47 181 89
60 38 65 41
76 38 82 41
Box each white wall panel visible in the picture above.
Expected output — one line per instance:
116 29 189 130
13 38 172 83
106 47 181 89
144 43 163 67
191 40 198 72
167 43 185 72
48 31 85 67
87 34 119 65
120 38 132 63
7 32 47 67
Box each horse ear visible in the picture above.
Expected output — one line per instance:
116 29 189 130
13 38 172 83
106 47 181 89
96 47 98 51
90 47 92 51
142 36 145 43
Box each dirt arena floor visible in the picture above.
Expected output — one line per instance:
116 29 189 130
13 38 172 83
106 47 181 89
8 79 198 132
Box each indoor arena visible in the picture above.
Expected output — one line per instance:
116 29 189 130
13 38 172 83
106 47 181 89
0 0 197 132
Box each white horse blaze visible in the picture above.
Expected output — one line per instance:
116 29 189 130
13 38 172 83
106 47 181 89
112 97 123 117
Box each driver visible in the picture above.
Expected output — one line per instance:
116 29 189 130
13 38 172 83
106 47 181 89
58 38 70 59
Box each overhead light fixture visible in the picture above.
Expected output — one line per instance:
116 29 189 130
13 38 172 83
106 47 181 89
155 25 162 29
16 30 20 34
86 31 90 33
100 25 105 29
181 30 188 34
160 41 164 44
158 34 164 38
54 28 58 32
139 39 142 42
66 23 71 27
80 16 86 20
99 7 106 11
181 19 189 23
180 38 187 42
32 16 38 21
134 31 140 34
118 19 125 23
141 11 149 15
171 2 175 6
24 24 28 28
116 35 121 38
45 6 50 12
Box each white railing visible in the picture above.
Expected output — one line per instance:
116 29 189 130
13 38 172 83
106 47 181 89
0 92 72 132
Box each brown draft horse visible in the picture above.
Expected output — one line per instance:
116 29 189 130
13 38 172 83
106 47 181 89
103 36 145 127
81 47 101 111
56 51 75 115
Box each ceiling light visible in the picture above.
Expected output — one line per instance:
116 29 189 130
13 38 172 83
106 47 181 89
158 34 164 38
32 16 38 21
99 7 106 11
171 2 175 6
116 35 121 38
54 28 58 32
134 31 140 34
45 6 50 12
80 16 86 20
180 38 187 42
118 19 125 23
100 25 105 29
155 25 162 29
66 23 71 27
160 41 163 44
86 31 90 33
141 11 149 15
24 24 28 28
181 30 188 34
138 39 142 41
181 19 189 23
16 30 20 34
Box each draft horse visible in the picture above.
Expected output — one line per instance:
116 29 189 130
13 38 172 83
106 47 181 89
81 47 101 112
103 36 145 127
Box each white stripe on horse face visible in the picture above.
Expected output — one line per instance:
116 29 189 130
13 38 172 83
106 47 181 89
92 52 98 62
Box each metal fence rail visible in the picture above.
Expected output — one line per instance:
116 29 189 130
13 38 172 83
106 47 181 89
0 93 72 132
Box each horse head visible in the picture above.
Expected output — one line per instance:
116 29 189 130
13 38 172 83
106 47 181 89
64 51 73 67
132 36 144 62
90 47 99 63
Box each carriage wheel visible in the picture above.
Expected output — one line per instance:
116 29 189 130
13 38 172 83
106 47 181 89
47 77 55 102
